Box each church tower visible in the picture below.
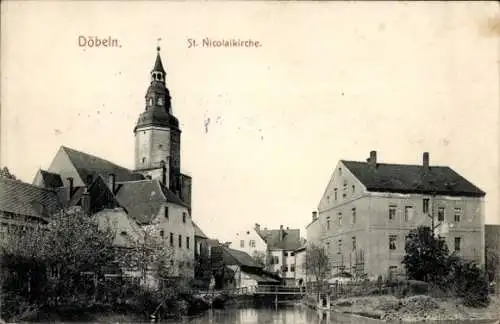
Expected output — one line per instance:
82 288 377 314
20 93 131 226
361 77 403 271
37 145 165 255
134 46 183 194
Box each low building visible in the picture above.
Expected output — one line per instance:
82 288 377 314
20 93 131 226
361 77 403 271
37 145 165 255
211 245 280 290
294 244 307 287
257 225 303 286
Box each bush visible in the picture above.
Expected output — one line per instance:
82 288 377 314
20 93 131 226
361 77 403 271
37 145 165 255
448 259 490 308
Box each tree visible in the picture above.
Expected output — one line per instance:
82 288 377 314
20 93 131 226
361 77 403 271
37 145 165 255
402 226 450 284
122 227 176 289
305 243 331 283
486 247 499 283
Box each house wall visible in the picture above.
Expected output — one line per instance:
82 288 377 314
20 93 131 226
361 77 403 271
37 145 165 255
147 202 195 278
227 265 258 289
229 227 267 258
48 148 85 186
294 249 306 285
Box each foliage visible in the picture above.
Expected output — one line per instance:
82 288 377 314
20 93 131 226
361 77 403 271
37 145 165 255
194 243 212 289
447 257 490 307
402 226 450 284
305 243 331 282
402 225 489 308
485 247 499 283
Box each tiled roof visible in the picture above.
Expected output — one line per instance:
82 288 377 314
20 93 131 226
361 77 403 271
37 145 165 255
114 179 187 225
62 146 144 185
258 228 302 251
222 246 260 268
342 160 486 197
0 177 63 219
193 221 208 238
38 170 63 188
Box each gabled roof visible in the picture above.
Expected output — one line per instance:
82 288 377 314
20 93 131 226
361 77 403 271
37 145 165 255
193 221 208 239
36 170 63 189
61 146 144 185
258 228 302 251
93 208 143 248
114 179 187 225
0 177 62 220
342 160 486 197
222 246 260 268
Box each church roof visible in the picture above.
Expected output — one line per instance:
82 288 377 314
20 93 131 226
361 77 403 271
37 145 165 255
36 169 63 188
0 177 63 220
152 51 166 73
114 179 187 225
61 146 144 185
341 160 486 197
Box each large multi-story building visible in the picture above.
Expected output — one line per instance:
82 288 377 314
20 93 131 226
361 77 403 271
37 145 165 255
309 150 486 279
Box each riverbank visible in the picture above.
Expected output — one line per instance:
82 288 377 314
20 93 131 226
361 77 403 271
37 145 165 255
305 294 500 322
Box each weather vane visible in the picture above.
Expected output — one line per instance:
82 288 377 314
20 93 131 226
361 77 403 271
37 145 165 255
157 37 162 52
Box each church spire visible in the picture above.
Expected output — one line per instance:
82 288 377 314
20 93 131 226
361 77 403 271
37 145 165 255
151 45 166 83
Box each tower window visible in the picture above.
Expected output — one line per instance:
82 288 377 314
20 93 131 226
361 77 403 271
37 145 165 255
158 97 164 106
142 157 146 164
182 212 187 223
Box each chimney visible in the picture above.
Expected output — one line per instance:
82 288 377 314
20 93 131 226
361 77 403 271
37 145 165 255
423 152 430 169
312 211 318 221
81 188 91 216
368 150 377 167
66 177 74 196
108 173 116 193
279 225 284 241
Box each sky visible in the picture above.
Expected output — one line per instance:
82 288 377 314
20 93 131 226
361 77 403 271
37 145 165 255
1 1 499 243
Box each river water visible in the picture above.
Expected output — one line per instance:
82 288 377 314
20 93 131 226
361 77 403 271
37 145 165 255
164 304 497 324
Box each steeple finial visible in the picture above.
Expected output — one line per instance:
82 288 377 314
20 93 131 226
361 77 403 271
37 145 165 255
156 37 162 53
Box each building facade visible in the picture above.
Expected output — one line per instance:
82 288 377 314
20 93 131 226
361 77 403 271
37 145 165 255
309 150 486 280
228 223 268 262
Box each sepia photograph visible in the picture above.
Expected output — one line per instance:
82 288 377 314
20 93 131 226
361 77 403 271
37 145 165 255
1 1 499 323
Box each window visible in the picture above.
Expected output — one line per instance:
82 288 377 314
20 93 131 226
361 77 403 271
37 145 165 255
170 233 174 246
157 97 164 106
352 184 355 193
186 237 190 249
389 235 397 250
160 230 164 238
343 180 348 197
120 231 127 236
438 207 445 222
338 212 342 225
404 206 414 222
389 205 396 221
338 167 342 175
283 266 289 272
423 198 430 214
182 212 187 223
338 240 342 254
352 236 356 250
290 252 295 256
326 242 330 252
178 234 182 248
291 265 296 272
274 256 279 264
454 208 462 222
164 206 169 219
249 240 256 248
326 216 331 230
142 157 146 164
454 237 461 251
352 208 356 224
284 252 288 257
240 240 244 248
334 188 338 200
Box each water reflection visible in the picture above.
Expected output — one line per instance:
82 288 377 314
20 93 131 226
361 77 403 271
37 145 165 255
171 305 498 324
178 304 380 324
